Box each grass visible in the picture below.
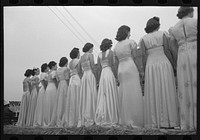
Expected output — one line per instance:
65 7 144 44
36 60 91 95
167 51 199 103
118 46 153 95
4 124 196 135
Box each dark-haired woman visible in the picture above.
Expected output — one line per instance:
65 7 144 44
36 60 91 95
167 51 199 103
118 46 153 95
16 69 32 127
95 39 119 127
62 48 81 127
26 68 40 126
33 64 49 127
43 61 58 127
139 17 179 129
49 57 70 127
169 7 197 130
114 25 143 128
77 43 97 127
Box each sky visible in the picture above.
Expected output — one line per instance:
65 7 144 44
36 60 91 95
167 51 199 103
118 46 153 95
4 6 198 102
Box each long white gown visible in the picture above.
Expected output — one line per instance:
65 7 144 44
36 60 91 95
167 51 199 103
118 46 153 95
62 59 81 127
95 49 119 126
26 75 39 126
169 17 197 130
140 31 179 128
43 70 57 127
114 39 144 128
33 73 48 127
77 53 97 127
16 77 31 127
49 67 70 127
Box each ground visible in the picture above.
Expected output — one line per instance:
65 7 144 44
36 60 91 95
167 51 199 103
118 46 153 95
3 124 196 135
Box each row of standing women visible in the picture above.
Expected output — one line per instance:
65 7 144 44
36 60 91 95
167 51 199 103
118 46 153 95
17 6 196 131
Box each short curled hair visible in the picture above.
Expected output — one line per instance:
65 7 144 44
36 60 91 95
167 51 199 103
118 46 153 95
100 38 112 52
144 16 160 33
31 68 38 76
177 7 194 19
70 48 79 59
41 63 48 72
115 25 130 41
82 43 94 52
48 61 57 69
59 57 68 67
24 69 32 77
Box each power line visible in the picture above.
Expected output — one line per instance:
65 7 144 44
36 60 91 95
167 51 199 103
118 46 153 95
55 7 88 43
47 6 84 44
63 7 100 54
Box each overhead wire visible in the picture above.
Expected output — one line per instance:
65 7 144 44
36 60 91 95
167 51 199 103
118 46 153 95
62 6 100 55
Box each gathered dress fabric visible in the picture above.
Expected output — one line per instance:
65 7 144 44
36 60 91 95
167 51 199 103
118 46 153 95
77 53 97 127
43 70 57 127
114 39 144 128
16 78 31 127
95 49 119 127
169 17 197 130
62 59 81 127
140 31 179 128
33 73 48 127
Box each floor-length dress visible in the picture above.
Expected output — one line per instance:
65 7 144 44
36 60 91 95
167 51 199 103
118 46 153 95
169 17 197 130
77 53 97 127
62 59 81 127
49 67 70 127
114 39 144 128
95 49 119 126
43 70 57 127
26 75 39 126
33 73 48 127
16 78 31 127
140 31 179 128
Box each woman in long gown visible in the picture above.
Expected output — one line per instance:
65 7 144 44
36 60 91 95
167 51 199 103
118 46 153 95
95 39 119 127
168 7 197 130
16 69 32 127
49 57 70 127
33 63 49 127
139 17 179 129
77 43 97 127
26 68 40 126
113 25 144 128
43 61 58 127
62 48 81 127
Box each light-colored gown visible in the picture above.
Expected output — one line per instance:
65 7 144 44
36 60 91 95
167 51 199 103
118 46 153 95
26 75 39 126
43 70 57 127
49 67 70 127
95 49 119 126
62 59 81 127
139 31 179 128
16 77 31 127
114 39 144 128
169 17 197 130
77 53 97 127
33 73 48 127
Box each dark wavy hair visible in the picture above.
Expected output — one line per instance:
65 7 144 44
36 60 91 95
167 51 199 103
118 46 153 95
115 25 130 41
82 43 94 52
24 69 32 77
177 7 194 19
144 16 160 34
41 63 48 72
48 61 57 69
100 38 112 52
59 57 68 67
70 48 79 59
31 68 38 76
